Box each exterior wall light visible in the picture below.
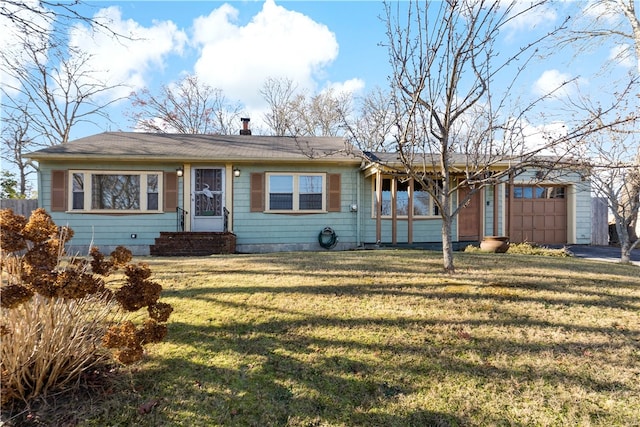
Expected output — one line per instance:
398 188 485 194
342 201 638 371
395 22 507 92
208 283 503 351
176 166 184 177
233 168 241 177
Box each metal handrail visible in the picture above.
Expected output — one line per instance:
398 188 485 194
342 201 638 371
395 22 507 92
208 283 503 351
177 207 187 231
223 207 229 232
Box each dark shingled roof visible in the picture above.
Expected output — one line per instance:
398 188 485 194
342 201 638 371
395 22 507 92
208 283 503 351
28 132 361 164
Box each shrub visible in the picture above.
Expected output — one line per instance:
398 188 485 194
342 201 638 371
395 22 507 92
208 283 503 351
464 242 572 257
1 293 119 404
507 242 572 257
0 208 173 406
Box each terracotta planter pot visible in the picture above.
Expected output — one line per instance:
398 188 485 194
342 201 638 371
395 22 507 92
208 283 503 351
480 236 510 253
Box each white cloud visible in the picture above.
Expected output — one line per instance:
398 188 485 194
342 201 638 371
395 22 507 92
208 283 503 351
192 0 339 112
608 43 635 68
500 118 569 156
325 78 365 96
521 121 568 153
501 1 557 34
68 6 188 99
582 0 621 23
532 69 585 99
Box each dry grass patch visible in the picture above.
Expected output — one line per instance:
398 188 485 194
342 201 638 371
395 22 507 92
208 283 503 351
6 250 638 426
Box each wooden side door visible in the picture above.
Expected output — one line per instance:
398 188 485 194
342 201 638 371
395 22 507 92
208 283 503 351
458 186 481 241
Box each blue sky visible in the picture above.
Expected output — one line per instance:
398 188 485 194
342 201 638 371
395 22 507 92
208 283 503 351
64 0 394 136
60 1 627 137
2 1 636 141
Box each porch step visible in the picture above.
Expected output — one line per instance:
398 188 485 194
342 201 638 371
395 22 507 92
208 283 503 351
150 232 236 256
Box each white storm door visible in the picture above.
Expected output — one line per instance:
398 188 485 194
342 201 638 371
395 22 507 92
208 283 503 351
191 167 225 231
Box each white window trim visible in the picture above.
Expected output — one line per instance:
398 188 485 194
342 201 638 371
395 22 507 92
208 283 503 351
372 176 439 219
265 172 327 213
68 170 164 213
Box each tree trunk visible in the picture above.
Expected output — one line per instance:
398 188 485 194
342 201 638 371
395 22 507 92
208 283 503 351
441 214 455 274
621 240 632 264
617 220 632 263
19 168 27 197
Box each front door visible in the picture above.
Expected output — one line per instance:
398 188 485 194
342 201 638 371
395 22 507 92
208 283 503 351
458 186 481 241
191 167 225 232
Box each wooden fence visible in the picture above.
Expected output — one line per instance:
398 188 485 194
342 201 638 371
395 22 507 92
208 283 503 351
0 199 38 218
591 197 609 246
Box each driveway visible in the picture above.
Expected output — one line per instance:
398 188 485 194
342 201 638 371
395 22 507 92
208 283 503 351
566 245 640 266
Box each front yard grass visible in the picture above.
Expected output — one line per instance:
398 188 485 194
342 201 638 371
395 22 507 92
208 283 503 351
16 250 640 426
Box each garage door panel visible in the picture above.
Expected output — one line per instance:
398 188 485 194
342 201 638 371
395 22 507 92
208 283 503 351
555 229 566 243
544 216 555 228
533 229 546 242
512 230 523 242
512 202 523 215
545 229 558 242
510 186 567 245
534 203 546 214
557 216 567 228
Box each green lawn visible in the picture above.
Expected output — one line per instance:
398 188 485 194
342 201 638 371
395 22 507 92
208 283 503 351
32 250 640 426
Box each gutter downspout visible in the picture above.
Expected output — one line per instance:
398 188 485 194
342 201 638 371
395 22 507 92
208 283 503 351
376 170 382 243
493 183 498 236
356 168 361 247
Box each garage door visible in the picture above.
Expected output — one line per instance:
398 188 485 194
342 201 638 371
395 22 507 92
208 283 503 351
509 185 567 245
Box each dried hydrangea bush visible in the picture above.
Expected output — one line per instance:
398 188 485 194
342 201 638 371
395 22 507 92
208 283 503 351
0 208 173 406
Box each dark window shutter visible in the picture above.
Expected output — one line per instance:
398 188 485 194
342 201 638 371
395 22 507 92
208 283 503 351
250 173 264 212
51 170 67 212
164 172 178 211
327 173 341 212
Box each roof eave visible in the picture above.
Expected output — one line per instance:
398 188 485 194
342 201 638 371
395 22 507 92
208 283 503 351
27 153 362 164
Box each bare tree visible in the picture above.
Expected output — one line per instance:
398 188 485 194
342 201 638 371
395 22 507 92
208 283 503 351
560 0 640 74
584 126 640 263
1 37 124 146
129 74 242 135
382 0 636 273
1 1 116 44
342 86 396 152
1 110 38 197
559 0 640 260
302 88 352 137
1 1 127 197
260 77 298 136
260 77 352 137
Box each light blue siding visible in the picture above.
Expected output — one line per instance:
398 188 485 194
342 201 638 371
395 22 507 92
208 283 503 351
484 186 495 236
34 158 594 255
38 161 181 255
232 165 360 252
483 185 505 236
573 178 592 244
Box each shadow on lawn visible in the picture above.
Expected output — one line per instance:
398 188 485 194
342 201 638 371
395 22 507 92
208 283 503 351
133 302 636 426
237 250 640 282
134 336 465 426
165 277 640 313
128 252 639 425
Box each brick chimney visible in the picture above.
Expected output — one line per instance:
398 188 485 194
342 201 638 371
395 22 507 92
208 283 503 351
239 117 251 135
